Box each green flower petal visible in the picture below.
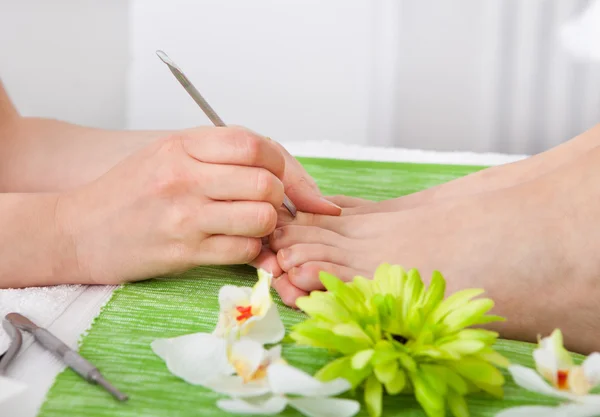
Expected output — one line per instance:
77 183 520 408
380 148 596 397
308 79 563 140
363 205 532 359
429 288 485 324
315 356 372 388
365 374 383 417
385 368 407 395
333 322 374 346
448 390 470 417
352 349 375 369
419 270 446 317
350 276 375 300
295 291 351 322
413 372 445 417
441 299 495 334
439 340 487 356
476 348 510 368
374 360 399 384
402 269 425 321
450 358 505 386
456 329 499 343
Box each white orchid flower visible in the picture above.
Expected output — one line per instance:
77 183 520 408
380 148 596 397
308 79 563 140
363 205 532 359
151 332 234 385
206 339 285 398
497 329 600 417
214 269 285 344
217 363 360 417
152 335 283 397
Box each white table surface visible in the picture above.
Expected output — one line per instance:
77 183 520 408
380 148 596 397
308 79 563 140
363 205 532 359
0 142 526 417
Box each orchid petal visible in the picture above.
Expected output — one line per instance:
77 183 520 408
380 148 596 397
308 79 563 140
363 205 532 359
151 332 233 385
207 375 271 398
287 397 360 417
229 338 266 381
242 303 285 344
219 285 252 310
216 395 288 414
583 352 600 387
496 403 600 417
214 286 252 337
508 365 576 401
533 329 572 386
267 363 351 397
0 376 27 404
579 394 600 406
265 345 284 364
250 269 273 311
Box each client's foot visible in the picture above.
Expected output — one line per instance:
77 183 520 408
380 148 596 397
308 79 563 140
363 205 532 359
323 124 600 215
272 145 600 354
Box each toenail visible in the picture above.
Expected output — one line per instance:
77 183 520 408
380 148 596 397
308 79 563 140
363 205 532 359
279 249 291 267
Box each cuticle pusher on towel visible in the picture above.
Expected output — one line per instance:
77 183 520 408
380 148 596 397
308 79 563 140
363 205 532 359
155 50 297 217
4 313 128 401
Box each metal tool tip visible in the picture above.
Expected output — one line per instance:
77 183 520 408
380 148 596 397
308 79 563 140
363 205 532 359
283 195 297 217
156 50 176 68
91 372 129 402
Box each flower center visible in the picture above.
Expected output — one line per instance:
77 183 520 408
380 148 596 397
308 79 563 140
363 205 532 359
236 305 253 322
557 370 569 390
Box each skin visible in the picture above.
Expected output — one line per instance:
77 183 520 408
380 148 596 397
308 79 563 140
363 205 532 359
0 81 340 288
269 128 600 354
263 124 600 307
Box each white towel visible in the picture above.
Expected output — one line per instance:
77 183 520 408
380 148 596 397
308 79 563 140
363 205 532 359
0 285 85 353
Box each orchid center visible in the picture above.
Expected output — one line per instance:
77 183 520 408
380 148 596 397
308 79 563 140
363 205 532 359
235 305 254 323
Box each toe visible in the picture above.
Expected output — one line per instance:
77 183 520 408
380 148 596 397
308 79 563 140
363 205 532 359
288 262 369 292
277 243 353 272
269 225 349 252
249 246 283 277
271 273 308 307
277 210 346 233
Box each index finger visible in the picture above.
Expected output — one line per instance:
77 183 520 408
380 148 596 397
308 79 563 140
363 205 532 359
177 126 285 180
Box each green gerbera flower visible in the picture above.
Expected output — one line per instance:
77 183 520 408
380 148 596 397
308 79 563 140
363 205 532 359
289 263 509 417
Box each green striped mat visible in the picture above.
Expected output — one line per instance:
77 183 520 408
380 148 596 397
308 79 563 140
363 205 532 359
38 157 571 417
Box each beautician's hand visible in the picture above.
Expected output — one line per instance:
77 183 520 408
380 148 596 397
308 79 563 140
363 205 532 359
56 127 291 284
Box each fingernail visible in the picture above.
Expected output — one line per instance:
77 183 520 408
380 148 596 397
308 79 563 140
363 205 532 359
273 228 283 240
320 197 341 210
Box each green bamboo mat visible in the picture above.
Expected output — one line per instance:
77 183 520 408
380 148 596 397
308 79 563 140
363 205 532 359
38 157 572 417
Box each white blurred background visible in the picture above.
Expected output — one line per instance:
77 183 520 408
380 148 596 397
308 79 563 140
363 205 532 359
1 0 599 154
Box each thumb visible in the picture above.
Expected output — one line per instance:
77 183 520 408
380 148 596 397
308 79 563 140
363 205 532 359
285 177 341 216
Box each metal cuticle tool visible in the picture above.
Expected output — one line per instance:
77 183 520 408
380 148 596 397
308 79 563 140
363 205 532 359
0 319 22 375
5 313 128 401
156 50 297 217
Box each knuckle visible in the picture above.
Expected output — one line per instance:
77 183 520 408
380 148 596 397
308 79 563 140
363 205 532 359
165 241 192 270
240 238 262 263
255 169 274 199
234 128 262 165
255 204 278 235
254 169 283 203
166 202 193 231
149 165 187 197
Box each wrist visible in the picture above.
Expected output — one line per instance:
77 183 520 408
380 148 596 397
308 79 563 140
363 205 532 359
52 191 94 285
